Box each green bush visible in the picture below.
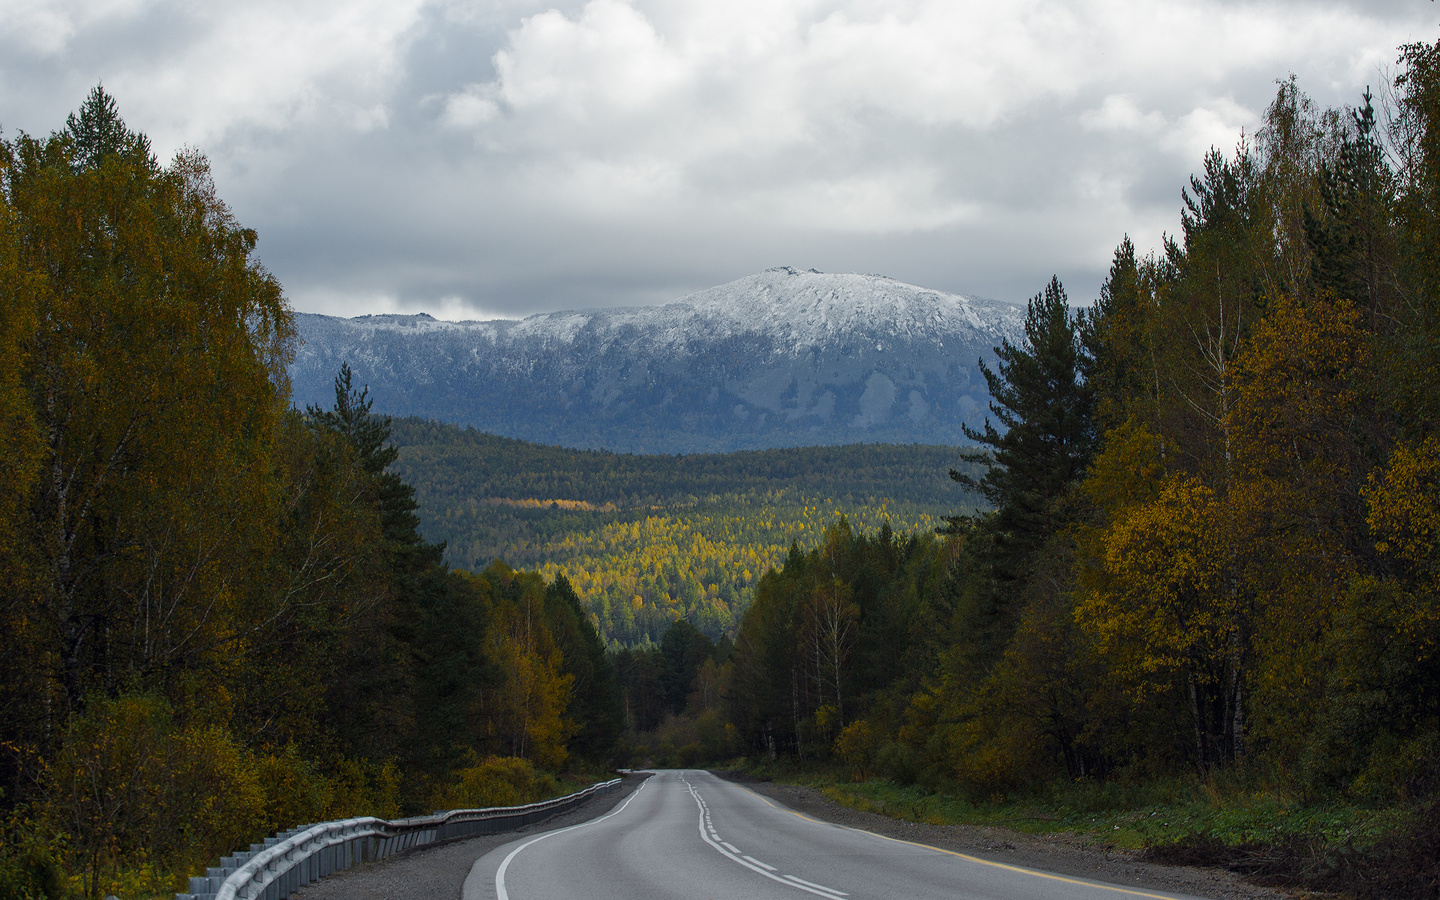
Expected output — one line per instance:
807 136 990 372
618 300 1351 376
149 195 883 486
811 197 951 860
0 830 63 900
877 743 918 786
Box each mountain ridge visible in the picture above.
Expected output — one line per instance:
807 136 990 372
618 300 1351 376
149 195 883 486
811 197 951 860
290 267 1025 453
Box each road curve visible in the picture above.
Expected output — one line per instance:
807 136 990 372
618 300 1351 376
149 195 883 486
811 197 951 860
462 770 1210 900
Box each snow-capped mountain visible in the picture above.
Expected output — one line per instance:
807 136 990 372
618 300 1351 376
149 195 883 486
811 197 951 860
289 267 1025 453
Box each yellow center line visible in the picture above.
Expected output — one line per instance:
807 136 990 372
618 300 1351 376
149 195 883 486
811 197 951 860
740 786 1186 900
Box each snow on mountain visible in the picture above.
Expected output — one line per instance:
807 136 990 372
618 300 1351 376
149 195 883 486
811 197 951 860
289 267 1025 453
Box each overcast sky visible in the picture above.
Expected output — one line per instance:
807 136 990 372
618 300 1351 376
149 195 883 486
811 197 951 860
2 1 1436 319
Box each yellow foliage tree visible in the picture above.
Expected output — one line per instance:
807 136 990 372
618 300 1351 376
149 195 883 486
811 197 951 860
1365 436 1440 650
3 93 294 727
1368 436 1440 574
1224 291 1368 760
1076 474 1241 769
485 570 575 770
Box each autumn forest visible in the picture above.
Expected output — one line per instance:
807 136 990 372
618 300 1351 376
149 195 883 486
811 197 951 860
5 33 1440 900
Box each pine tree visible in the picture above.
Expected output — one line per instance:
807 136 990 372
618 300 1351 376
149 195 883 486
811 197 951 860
949 276 1095 556
309 363 440 565
1304 89 1396 327
659 619 714 715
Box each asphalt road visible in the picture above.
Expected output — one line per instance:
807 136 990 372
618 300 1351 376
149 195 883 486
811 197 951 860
462 770 1210 900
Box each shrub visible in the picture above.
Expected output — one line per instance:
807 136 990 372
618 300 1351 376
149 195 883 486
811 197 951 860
877 743 919 786
834 720 881 781
430 756 554 810
0 812 63 900
41 693 270 894
255 746 331 836
325 756 402 821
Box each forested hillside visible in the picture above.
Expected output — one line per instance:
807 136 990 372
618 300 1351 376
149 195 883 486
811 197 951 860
689 53 1440 874
388 419 982 646
0 91 621 899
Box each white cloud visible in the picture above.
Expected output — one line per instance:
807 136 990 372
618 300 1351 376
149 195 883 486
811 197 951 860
494 0 688 115
431 0 1424 242
1 0 1435 319
0 0 149 55
1082 95 1167 134
1165 98 1262 161
63 1 429 153
442 85 501 128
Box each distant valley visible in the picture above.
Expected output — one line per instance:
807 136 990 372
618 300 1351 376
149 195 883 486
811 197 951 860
291 267 1023 453
388 418 982 645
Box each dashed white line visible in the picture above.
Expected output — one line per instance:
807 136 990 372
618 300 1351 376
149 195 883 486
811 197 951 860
680 773 849 900
720 841 740 853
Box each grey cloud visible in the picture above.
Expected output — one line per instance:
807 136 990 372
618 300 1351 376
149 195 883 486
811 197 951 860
3 1 1435 319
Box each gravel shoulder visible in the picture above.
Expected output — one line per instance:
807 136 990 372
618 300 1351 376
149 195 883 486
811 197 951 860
721 775 1299 900
289 773 651 900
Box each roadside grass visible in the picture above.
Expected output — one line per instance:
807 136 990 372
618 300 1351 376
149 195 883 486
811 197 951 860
727 759 1412 853
814 778 1412 851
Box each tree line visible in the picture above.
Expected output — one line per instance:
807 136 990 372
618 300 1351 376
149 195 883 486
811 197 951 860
714 47 1440 806
0 89 621 899
389 416 978 514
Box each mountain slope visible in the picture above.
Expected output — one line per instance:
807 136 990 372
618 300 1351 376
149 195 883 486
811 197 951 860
290 267 1025 453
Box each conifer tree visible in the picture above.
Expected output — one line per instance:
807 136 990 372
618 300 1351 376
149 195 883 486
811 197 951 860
1304 89 1397 328
544 574 623 759
659 619 715 715
950 276 1095 557
64 85 152 170
1081 238 1163 431
309 364 441 566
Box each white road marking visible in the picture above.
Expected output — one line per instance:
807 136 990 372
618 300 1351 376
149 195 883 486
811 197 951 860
680 773 849 900
785 874 849 896
493 778 650 900
720 841 740 853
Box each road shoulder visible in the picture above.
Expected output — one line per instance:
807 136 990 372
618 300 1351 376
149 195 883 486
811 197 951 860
722 776 1295 900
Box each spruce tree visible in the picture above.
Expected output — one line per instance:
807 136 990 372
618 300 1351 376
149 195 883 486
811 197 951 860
64 85 152 170
1080 237 1155 430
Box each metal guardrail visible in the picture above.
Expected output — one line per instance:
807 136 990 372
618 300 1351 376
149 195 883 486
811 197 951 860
177 778 621 900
